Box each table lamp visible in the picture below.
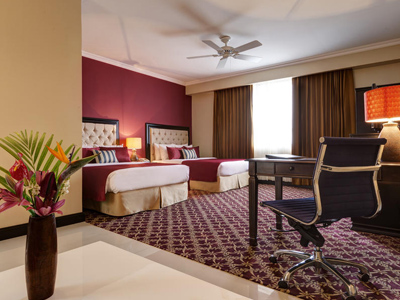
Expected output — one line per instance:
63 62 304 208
126 137 142 161
364 85 400 161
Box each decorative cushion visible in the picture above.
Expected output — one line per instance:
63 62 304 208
99 147 130 162
92 149 118 164
182 148 198 159
184 146 200 158
82 147 100 163
167 147 183 159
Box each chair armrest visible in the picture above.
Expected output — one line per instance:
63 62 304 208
321 165 381 172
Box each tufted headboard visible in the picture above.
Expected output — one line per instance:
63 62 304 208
82 117 120 147
145 123 190 161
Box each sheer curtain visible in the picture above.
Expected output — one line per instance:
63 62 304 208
253 78 292 158
253 78 292 181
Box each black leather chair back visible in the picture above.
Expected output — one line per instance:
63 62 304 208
314 137 386 222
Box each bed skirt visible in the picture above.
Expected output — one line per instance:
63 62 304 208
190 172 249 193
83 182 188 216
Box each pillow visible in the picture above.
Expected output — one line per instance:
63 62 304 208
153 143 161 160
167 146 183 159
159 144 174 160
181 148 198 159
82 147 100 163
183 146 200 158
99 146 130 162
93 149 118 164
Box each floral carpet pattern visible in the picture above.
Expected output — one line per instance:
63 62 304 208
85 184 400 300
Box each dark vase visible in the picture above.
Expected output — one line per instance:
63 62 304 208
25 214 58 300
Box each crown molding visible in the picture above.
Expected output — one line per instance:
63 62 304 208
82 51 185 86
185 38 400 86
83 38 400 87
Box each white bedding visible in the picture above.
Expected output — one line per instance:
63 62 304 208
152 158 249 177
84 162 189 193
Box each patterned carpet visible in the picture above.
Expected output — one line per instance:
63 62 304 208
85 184 400 300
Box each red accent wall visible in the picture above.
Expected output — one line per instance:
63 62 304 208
82 57 192 158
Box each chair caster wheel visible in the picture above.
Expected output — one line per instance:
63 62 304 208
278 280 289 289
269 256 277 263
343 295 356 300
358 272 370 282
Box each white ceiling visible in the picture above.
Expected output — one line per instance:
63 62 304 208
82 0 400 85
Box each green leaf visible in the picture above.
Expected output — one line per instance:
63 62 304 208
0 166 10 176
34 133 46 163
31 131 39 157
0 142 20 161
28 130 33 149
2 137 34 170
36 134 53 170
0 176 11 190
58 154 98 186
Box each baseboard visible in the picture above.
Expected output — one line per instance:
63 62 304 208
0 212 85 241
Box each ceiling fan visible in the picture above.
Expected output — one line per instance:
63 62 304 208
187 35 262 69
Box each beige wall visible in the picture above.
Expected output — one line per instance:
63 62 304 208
192 92 214 157
0 1 82 228
191 50 400 154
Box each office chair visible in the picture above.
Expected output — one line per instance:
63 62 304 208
260 137 386 300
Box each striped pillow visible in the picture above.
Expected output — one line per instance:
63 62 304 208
93 149 118 163
182 148 198 159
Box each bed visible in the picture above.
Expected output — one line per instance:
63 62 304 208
81 117 189 216
145 123 249 193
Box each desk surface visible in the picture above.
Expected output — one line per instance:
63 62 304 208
0 241 252 300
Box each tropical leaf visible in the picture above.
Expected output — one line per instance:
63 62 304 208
30 131 39 157
58 154 98 186
0 142 20 161
36 135 53 170
33 133 46 164
1 137 34 169
28 130 33 149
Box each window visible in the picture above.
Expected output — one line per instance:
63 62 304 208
253 78 292 158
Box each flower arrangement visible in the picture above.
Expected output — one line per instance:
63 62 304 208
0 130 97 216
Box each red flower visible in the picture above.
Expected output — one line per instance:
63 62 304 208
0 181 30 213
38 172 57 203
33 197 65 217
9 153 32 181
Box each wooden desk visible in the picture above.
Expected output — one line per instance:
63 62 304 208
247 158 316 246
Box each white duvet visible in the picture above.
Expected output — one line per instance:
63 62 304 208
84 162 189 193
153 158 249 177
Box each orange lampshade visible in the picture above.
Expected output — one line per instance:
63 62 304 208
364 85 400 123
126 137 142 149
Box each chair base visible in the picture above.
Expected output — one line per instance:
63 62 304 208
270 247 370 300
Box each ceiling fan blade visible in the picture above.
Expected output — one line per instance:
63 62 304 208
233 54 262 63
187 54 219 59
202 40 223 51
217 57 228 69
234 40 262 53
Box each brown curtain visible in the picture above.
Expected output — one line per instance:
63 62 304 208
213 85 254 159
292 68 356 185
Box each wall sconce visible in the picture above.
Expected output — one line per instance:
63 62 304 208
126 137 142 161
364 85 400 161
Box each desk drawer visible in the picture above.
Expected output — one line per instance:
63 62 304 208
256 162 274 175
275 163 314 177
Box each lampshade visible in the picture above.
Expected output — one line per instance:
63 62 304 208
126 137 142 149
364 85 400 123
364 85 400 162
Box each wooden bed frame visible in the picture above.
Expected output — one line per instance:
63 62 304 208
82 118 188 216
145 122 248 193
